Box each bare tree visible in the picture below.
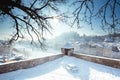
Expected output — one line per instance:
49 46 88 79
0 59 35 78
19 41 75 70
0 0 64 48
71 0 120 34
0 0 120 48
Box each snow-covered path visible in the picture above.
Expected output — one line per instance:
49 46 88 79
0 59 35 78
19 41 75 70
0 56 120 80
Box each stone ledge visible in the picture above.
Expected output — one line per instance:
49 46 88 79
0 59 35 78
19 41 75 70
0 54 64 74
72 53 120 69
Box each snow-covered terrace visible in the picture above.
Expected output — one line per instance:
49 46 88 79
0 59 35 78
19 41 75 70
0 55 120 80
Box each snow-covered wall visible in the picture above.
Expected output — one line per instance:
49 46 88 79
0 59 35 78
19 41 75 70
0 54 64 74
72 53 120 69
1 53 120 74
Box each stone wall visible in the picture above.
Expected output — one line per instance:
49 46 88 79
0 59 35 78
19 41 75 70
0 54 64 74
1 52 120 74
72 53 120 69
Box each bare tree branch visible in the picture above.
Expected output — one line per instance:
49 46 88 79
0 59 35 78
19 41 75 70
0 0 64 48
71 0 120 34
1 0 120 48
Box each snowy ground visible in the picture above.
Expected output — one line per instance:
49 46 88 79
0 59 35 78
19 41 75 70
0 56 120 80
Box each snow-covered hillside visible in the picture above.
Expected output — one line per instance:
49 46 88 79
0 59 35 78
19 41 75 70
0 40 60 63
74 42 120 59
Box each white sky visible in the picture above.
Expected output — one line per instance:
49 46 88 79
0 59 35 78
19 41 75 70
0 18 107 40
44 18 107 39
0 0 108 40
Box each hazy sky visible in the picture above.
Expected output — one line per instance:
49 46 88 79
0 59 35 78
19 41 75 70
0 19 14 40
45 0 108 39
47 18 107 39
0 0 109 40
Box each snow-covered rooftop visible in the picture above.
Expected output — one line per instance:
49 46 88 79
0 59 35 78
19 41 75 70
0 56 120 80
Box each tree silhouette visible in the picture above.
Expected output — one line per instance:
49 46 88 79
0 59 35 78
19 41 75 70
0 0 64 47
0 0 120 48
71 0 120 34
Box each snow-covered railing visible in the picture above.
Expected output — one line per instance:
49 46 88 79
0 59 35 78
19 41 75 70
0 54 64 74
72 53 120 69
